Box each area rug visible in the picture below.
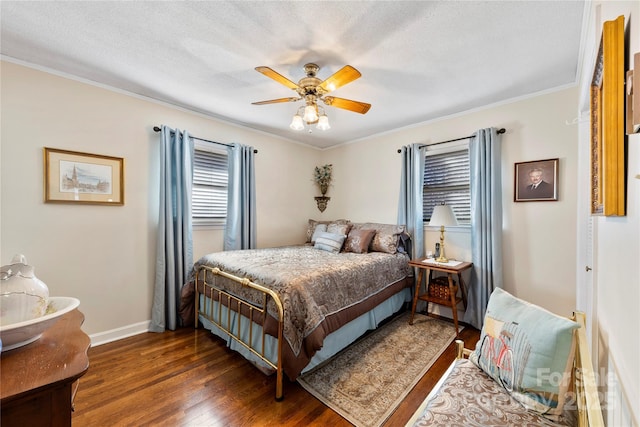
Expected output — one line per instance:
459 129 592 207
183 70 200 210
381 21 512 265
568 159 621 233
297 312 458 427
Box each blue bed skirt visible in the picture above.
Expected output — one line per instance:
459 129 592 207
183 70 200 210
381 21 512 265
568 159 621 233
198 287 411 377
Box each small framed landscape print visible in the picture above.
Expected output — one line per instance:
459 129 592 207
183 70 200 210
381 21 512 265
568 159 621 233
44 147 124 205
514 158 558 202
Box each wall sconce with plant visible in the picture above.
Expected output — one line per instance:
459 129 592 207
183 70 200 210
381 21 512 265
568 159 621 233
314 164 332 212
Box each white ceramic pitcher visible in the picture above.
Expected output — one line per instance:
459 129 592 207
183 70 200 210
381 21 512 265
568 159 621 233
0 254 50 325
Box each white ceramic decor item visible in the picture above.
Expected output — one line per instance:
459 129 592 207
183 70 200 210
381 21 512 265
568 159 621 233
0 254 50 325
0 297 80 351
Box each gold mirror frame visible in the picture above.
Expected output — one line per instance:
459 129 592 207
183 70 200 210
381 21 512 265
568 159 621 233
590 15 626 216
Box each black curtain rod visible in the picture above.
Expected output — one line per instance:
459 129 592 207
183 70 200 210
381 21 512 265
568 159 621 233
153 126 258 153
397 128 506 153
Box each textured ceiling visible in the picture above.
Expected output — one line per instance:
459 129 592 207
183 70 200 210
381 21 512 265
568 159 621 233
0 1 586 149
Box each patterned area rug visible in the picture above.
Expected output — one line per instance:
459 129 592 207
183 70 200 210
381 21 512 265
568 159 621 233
298 312 458 427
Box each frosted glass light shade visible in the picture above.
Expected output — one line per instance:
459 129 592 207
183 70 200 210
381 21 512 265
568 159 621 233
289 114 304 130
316 115 330 130
303 105 318 123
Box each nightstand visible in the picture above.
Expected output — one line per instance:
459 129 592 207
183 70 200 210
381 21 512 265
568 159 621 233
408 258 473 336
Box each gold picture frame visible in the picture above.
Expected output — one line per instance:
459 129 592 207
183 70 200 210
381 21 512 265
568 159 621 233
626 52 640 135
590 15 625 216
44 147 124 205
514 158 559 202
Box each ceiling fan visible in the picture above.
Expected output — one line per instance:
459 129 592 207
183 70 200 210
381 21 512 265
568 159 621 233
252 63 371 131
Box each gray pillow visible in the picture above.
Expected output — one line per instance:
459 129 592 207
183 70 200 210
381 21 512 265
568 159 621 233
313 231 346 253
310 224 328 244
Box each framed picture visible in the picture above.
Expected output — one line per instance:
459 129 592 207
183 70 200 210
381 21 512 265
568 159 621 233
625 52 639 135
514 158 558 202
590 15 626 216
44 147 124 205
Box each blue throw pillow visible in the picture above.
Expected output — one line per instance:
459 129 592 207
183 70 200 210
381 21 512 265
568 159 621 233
469 288 579 419
313 231 346 253
310 223 328 244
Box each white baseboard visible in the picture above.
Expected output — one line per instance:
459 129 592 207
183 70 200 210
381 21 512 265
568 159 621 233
89 320 150 347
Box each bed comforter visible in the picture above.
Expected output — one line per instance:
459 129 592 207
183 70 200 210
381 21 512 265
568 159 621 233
180 245 411 379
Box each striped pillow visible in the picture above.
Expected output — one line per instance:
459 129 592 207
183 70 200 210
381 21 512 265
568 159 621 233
310 224 328 244
314 231 346 253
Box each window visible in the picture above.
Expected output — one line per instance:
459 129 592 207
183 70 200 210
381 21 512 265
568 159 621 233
192 142 228 226
423 142 470 224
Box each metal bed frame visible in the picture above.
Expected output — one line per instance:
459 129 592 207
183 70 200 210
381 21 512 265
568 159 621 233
194 265 285 401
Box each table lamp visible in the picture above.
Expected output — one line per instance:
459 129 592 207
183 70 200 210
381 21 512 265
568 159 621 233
429 203 458 262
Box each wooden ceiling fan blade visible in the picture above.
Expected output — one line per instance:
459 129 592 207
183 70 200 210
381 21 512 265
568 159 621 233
323 96 371 114
255 66 300 90
318 66 361 93
252 97 300 105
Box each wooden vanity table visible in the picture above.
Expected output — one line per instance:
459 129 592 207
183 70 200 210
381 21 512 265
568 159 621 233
1 309 90 426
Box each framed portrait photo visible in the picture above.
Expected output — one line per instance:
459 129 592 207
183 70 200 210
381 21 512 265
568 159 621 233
514 158 558 202
44 147 124 205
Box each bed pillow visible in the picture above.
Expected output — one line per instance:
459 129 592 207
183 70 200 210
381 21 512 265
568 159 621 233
343 228 376 253
350 223 407 254
469 288 579 419
310 224 328 244
327 222 352 236
313 231 347 253
305 219 350 243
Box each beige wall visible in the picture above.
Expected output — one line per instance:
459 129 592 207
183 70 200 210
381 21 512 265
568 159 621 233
0 59 580 333
577 2 639 425
325 87 580 316
0 61 319 339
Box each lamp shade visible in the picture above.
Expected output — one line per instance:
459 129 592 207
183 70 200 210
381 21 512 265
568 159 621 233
289 114 304 130
429 204 458 227
316 114 330 130
303 105 318 123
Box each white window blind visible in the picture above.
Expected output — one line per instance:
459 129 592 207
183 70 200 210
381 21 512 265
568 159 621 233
192 144 228 226
423 144 470 224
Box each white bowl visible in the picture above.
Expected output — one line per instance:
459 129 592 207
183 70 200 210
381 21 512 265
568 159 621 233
0 297 80 351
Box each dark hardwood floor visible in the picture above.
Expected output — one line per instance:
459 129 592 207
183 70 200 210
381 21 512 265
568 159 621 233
73 312 479 427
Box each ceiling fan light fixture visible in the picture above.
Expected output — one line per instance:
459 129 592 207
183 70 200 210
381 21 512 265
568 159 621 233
253 63 369 132
289 114 304 130
303 105 318 123
317 114 330 131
